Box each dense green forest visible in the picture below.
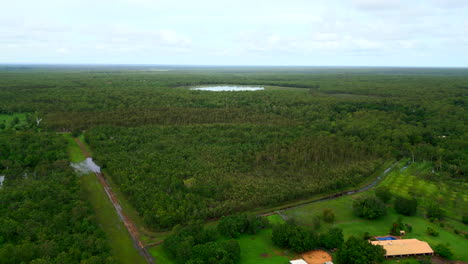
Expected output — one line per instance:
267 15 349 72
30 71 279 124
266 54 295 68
0 66 466 231
0 132 115 264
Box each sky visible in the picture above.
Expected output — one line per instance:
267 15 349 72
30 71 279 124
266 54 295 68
1 0 467 66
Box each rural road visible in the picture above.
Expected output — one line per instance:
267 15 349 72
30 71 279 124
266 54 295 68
260 161 400 217
75 138 156 264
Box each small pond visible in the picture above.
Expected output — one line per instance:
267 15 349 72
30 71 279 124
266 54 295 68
191 86 264 91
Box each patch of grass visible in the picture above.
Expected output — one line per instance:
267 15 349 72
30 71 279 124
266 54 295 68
236 228 293 264
64 135 146 264
149 245 175 264
62 133 86 162
0 113 28 130
80 173 147 264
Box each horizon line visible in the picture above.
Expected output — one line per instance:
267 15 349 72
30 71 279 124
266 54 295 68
1 63 468 69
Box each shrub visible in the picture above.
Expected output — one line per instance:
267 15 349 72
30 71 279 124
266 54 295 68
434 244 453 258
427 227 439 236
313 216 321 230
462 214 468 225
353 196 387 219
405 223 413 233
394 196 418 216
375 186 392 203
426 203 444 219
322 209 335 223
363 232 372 240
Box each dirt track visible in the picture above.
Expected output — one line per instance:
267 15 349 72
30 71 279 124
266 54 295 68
75 138 155 264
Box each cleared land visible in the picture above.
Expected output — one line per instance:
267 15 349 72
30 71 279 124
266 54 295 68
63 134 147 264
301 250 332 264
283 161 468 262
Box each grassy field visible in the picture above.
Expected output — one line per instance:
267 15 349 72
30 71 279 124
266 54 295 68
63 133 85 162
284 162 468 262
0 113 28 130
63 134 147 264
379 162 467 219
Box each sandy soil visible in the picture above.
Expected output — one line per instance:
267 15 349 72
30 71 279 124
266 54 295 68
301 250 332 264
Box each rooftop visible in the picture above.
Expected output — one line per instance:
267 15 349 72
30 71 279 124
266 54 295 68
371 239 434 257
290 260 308 264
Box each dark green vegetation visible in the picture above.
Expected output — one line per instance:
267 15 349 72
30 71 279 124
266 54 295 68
0 132 114 264
335 236 386 264
86 124 381 229
353 196 387 219
0 66 466 263
271 223 344 252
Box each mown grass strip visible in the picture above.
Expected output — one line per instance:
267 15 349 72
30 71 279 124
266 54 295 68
64 134 147 264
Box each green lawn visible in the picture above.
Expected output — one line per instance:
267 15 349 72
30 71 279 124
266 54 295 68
284 162 468 262
63 133 85 162
64 134 147 264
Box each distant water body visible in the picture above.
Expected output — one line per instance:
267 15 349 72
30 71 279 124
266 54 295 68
191 86 264 91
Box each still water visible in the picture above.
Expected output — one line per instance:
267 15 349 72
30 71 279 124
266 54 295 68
191 86 264 91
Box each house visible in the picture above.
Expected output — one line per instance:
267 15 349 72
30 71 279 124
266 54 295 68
371 239 434 258
289 259 308 264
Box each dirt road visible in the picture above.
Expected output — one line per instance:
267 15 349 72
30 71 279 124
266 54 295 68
74 138 155 264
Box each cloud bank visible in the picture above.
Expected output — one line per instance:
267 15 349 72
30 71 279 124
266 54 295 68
1 0 466 66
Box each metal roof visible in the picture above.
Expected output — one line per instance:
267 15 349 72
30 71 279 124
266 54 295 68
371 239 434 257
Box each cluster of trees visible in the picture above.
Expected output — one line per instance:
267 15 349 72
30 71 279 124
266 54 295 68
163 214 268 263
217 214 269 238
271 223 344 252
86 125 381 229
394 196 418 216
0 132 115 264
352 196 387 219
1 67 466 231
271 222 386 264
335 236 386 264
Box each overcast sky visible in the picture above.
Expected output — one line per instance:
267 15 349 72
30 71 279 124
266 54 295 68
1 0 467 66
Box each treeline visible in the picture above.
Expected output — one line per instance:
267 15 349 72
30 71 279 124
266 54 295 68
0 132 115 264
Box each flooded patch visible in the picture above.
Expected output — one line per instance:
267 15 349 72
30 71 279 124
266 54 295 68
191 85 264 91
71 158 101 175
